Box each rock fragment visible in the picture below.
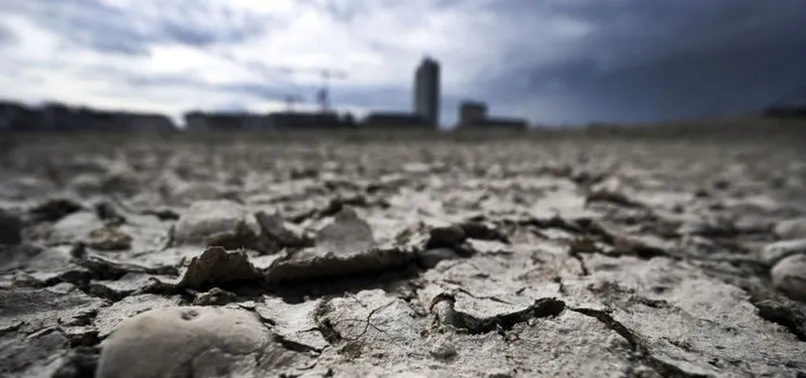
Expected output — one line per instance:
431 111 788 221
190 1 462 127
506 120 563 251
255 210 311 248
86 227 133 251
0 208 22 245
96 306 275 378
93 201 127 225
771 253 806 302
315 207 375 255
192 287 238 306
88 273 155 300
255 297 330 352
150 246 262 291
264 244 413 283
426 225 466 249
172 200 264 251
759 238 806 266
48 211 105 244
775 217 806 239
416 248 460 269
29 198 83 223
429 335 457 360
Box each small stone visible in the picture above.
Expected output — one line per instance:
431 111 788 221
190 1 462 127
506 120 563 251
775 217 806 240
255 211 309 248
86 227 133 251
429 336 457 360
426 225 466 249
63 326 99 347
29 198 83 223
88 273 154 300
49 212 105 244
771 253 806 302
759 239 806 266
417 248 460 268
315 207 374 255
172 200 261 249
0 208 23 245
96 306 271 378
192 287 237 306
94 201 126 225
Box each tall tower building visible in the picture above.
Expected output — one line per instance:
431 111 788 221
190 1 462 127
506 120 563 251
413 57 440 126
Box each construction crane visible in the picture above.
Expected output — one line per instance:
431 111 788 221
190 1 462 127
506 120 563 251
270 66 347 113
283 94 304 112
314 69 347 113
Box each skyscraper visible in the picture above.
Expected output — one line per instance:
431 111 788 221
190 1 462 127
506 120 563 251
413 57 440 126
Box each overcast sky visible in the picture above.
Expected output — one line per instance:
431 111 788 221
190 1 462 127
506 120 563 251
1 0 805 127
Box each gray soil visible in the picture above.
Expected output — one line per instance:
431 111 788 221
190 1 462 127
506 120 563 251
1 128 805 378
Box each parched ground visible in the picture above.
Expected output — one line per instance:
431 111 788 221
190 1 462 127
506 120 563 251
1 126 805 378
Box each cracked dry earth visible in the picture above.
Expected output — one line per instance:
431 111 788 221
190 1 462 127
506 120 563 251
1 132 805 378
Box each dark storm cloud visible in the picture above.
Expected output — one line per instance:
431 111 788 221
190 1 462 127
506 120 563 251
480 0 806 124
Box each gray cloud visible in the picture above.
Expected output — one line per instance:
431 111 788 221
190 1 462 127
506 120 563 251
0 0 273 57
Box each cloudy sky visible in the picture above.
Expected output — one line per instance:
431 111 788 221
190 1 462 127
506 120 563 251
1 0 805 127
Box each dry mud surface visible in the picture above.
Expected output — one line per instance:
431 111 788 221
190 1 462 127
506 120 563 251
1 131 805 377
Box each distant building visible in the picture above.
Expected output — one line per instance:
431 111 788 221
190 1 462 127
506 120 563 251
0 100 176 132
459 101 488 126
126 114 177 133
361 112 430 128
455 100 529 130
184 110 354 131
413 57 440 126
463 117 529 130
267 111 347 129
184 111 271 131
0 101 39 131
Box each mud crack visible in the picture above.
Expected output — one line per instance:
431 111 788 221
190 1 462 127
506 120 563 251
431 295 565 334
571 307 712 378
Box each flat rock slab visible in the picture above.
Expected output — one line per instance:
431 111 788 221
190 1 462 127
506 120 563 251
0 287 105 334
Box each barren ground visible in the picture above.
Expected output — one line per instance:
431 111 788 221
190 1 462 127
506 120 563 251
1 125 805 378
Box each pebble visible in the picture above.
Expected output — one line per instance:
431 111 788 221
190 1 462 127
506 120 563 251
172 200 260 246
427 225 466 249
759 239 806 266
96 306 271 378
770 253 806 302
417 248 460 268
774 217 806 240
429 336 457 360
86 227 133 251
315 207 374 255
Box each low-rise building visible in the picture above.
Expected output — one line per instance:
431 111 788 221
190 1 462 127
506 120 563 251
459 101 488 126
361 112 432 129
